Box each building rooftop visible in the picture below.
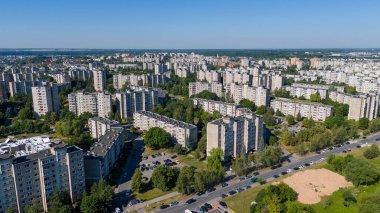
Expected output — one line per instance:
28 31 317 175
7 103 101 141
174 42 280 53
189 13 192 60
85 127 124 158
135 111 197 129
90 117 121 126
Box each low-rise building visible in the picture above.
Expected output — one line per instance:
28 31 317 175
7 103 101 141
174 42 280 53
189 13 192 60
133 111 197 148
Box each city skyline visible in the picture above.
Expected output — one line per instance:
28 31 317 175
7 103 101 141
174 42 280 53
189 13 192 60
1 0 380 49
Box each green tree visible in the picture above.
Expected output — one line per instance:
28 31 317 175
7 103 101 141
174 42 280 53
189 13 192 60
231 155 250 176
263 111 275 126
131 168 143 193
190 91 220 101
17 107 34 120
301 118 315 128
286 115 295 125
280 130 296 146
364 144 380 159
144 127 171 149
310 92 322 102
80 181 114 213
255 145 283 167
345 86 358 95
24 200 40 213
176 166 195 195
151 165 179 191
359 118 370 130
239 99 256 111
206 148 225 183
345 159 379 186
296 112 302 121
256 106 268 115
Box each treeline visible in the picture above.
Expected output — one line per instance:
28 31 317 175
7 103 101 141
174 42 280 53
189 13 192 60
159 73 196 96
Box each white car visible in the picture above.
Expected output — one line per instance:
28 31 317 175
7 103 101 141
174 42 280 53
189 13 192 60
287 169 293 173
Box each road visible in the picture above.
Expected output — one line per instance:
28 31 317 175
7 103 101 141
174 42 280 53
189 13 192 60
155 132 380 213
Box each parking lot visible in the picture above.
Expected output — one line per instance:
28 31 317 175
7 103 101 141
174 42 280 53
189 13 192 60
140 152 184 179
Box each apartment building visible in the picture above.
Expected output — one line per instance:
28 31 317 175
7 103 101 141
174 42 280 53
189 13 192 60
207 113 264 160
193 98 238 117
229 84 270 106
68 69 93 81
115 87 160 120
197 70 221 83
93 70 106 92
154 63 168 74
68 92 112 118
188 82 223 97
284 83 329 99
113 73 170 89
88 117 122 139
329 91 379 120
84 127 125 185
9 81 41 97
0 136 84 213
31 84 60 118
270 98 333 121
0 81 7 102
133 111 197 148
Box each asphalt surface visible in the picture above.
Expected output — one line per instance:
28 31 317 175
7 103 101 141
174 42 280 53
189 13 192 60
156 132 380 213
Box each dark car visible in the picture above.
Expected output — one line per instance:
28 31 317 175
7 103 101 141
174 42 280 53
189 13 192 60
160 205 169 209
228 190 236 195
207 187 216 193
221 182 228 187
239 177 245 181
143 156 148 160
253 172 260 176
219 201 227 208
204 203 212 210
293 167 300 171
221 194 228 198
273 174 280 178
304 163 310 167
251 177 258 183
281 171 288 175
356 145 361 148
199 206 208 212
186 198 196 204
196 191 205 196
170 201 179 206
363 136 367 139
171 155 178 159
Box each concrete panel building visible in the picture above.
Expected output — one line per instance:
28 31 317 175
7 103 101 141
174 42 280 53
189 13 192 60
207 113 264 160
229 84 270 106
68 92 112 118
193 98 239 117
84 127 125 185
133 111 197 148
270 98 333 121
284 83 329 99
0 136 84 213
188 82 223 97
31 84 60 118
88 117 122 139
93 70 106 92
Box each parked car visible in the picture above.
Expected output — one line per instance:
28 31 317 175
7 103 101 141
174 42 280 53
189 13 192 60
160 204 169 209
186 198 196 204
170 201 179 206
219 201 227 208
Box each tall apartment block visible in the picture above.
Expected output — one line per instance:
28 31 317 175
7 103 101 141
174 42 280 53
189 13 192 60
116 87 160 120
9 81 41 97
154 63 168 74
68 92 112 118
193 98 239 117
270 98 333 121
0 81 7 102
229 83 270 106
88 117 122 139
348 93 380 121
0 136 84 213
84 127 125 185
188 82 223 97
207 113 264 160
133 111 197 148
31 84 60 118
93 70 106 92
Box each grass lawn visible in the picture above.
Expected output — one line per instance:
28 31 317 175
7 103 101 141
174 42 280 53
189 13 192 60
134 188 174 201
178 152 207 171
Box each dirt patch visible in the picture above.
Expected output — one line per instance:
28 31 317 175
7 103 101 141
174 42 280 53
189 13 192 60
283 168 352 204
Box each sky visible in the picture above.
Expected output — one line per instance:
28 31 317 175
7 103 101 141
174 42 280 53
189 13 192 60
1 0 380 49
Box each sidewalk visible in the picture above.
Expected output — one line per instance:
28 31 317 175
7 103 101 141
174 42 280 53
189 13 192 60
124 191 180 213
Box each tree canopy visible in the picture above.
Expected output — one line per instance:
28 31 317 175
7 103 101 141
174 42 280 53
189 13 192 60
144 127 172 149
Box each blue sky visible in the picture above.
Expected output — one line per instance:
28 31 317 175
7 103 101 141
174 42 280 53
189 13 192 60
1 0 379 49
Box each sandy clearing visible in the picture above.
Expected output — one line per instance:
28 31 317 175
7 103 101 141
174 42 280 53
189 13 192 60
283 168 353 204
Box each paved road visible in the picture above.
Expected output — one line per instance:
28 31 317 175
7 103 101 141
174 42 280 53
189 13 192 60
156 133 380 213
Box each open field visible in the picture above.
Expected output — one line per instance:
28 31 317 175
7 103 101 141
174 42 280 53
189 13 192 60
283 168 352 204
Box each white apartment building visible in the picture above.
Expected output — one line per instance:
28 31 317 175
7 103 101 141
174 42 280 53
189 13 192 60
193 98 238 117
188 82 223 97
88 117 122 139
68 92 112 118
197 70 221 83
270 98 333 121
113 73 170 89
93 70 106 92
284 83 329 99
207 113 264 160
229 84 270 106
84 127 125 185
31 84 60 118
133 111 197 148
0 136 84 213
116 87 160 120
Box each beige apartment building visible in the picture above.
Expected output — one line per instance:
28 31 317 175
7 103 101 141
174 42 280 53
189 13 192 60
193 98 238 117
93 69 106 92
133 111 197 148
0 136 84 213
68 92 112 118
229 83 270 106
271 98 333 121
188 81 223 97
88 117 122 139
284 83 329 99
31 84 60 118
207 113 264 160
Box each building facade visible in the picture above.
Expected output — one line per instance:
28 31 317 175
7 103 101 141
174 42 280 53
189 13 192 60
88 117 122 139
68 92 112 118
31 84 60 118
188 82 223 97
93 70 106 92
133 111 197 148
0 136 84 213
